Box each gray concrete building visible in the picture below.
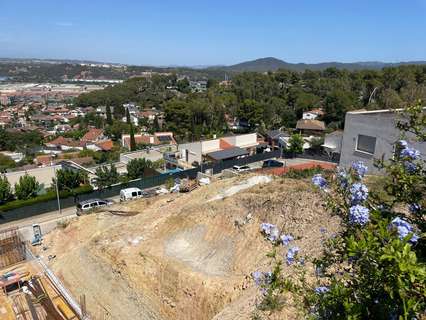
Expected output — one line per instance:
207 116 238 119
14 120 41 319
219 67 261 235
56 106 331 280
339 109 426 174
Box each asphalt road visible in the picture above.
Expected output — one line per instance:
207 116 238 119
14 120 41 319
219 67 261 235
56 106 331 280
0 195 120 242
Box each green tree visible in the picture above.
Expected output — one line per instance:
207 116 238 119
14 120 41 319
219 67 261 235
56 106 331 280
125 108 131 124
14 174 40 200
0 175 12 203
177 78 190 93
323 89 358 127
106 105 113 125
127 158 153 180
288 133 304 154
0 154 16 172
104 120 130 141
53 169 87 191
94 164 120 190
129 124 136 151
153 116 160 132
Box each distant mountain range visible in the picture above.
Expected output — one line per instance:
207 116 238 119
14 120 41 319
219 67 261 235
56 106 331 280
1 57 426 83
2 56 426 73
216 57 426 72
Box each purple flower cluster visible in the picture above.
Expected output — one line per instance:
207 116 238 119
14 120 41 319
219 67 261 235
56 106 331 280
398 141 420 172
349 183 369 204
260 223 280 242
349 205 370 226
400 147 420 160
315 286 329 294
398 140 408 148
409 203 421 214
280 234 294 246
312 174 327 189
252 271 273 294
351 161 368 178
404 161 417 173
252 270 272 286
286 246 300 265
389 217 419 244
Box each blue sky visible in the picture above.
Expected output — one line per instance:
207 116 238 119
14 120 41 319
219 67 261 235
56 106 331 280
1 0 425 66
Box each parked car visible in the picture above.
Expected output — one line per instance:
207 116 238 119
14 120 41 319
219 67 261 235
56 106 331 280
76 198 113 215
120 187 144 202
262 159 284 168
233 165 251 172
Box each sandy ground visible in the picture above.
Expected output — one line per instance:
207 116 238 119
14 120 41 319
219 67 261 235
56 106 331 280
38 174 340 320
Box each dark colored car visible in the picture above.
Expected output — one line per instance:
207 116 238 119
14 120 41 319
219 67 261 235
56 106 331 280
262 159 284 168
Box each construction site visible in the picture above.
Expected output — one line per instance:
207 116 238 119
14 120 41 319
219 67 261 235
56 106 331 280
0 227 86 320
0 164 340 319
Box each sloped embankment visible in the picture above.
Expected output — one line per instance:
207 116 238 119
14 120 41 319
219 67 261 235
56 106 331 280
40 175 340 319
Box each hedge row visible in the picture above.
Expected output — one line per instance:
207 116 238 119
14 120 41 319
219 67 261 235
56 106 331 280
0 185 93 212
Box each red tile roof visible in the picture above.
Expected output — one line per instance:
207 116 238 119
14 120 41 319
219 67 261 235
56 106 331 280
122 135 160 148
81 128 104 142
219 139 234 150
35 155 53 166
95 139 114 151
47 136 82 148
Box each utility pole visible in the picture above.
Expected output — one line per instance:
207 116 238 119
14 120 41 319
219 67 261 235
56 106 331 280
53 163 61 214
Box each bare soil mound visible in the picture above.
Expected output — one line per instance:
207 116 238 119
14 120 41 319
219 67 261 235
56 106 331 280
39 174 340 319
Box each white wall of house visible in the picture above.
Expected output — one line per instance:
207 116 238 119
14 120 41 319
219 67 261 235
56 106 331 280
178 142 202 164
340 110 426 174
303 112 319 120
323 131 343 154
86 144 101 152
201 139 220 153
5 165 62 189
224 133 257 148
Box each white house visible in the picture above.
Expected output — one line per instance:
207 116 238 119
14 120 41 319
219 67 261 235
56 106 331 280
302 108 325 120
178 133 258 164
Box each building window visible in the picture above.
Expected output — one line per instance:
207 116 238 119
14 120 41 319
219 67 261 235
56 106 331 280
356 134 376 154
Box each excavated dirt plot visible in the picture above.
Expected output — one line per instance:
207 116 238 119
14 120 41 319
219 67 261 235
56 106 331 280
38 174 341 320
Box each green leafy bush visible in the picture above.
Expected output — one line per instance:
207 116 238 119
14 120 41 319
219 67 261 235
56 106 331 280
288 133 304 154
0 175 12 204
127 158 153 180
94 164 120 190
54 168 87 191
14 174 40 200
0 185 92 212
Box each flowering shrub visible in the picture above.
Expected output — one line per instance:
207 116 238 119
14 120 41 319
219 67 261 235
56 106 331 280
286 246 300 265
351 160 368 178
348 204 370 225
389 217 419 244
260 223 280 243
252 104 425 319
349 182 368 204
312 174 327 189
280 234 294 246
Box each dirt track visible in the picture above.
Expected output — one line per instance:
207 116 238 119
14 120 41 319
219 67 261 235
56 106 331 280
39 174 340 319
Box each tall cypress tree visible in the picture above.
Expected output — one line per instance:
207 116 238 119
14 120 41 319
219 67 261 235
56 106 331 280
106 105 113 125
153 116 160 132
126 108 131 124
129 124 136 151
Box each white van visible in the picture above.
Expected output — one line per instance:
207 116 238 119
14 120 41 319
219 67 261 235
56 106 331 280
120 187 144 202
